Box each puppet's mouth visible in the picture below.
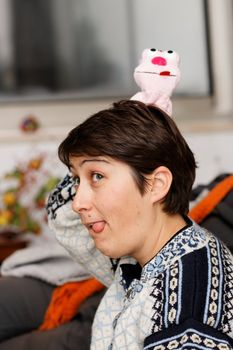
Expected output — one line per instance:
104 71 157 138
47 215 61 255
135 70 176 77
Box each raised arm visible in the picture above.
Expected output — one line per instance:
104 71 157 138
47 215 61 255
46 174 115 287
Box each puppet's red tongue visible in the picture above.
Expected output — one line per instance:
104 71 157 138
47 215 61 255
92 221 105 233
160 71 171 76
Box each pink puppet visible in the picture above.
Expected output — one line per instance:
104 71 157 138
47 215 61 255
131 48 181 116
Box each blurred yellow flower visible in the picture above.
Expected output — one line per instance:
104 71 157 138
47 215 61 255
3 192 17 207
0 214 9 226
28 157 43 170
2 210 13 221
0 155 60 235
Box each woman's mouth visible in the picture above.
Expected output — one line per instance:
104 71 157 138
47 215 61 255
86 221 106 234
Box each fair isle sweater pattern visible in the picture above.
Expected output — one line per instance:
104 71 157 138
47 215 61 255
46 174 76 220
48 181 233 349
142 234 233 350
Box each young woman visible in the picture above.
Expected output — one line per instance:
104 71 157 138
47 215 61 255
47 100 233 349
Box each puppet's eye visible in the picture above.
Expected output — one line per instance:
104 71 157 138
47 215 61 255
150 48 157 52
167 50 174 54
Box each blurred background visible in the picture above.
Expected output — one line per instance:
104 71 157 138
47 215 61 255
0 0 232 185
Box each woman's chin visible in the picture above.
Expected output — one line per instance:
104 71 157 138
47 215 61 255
95 242 120 259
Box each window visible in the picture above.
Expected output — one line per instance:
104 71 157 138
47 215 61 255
0 0 211 99
0 0 232 139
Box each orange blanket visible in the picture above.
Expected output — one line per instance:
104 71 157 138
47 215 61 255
40 278 104 330
189 174 233 223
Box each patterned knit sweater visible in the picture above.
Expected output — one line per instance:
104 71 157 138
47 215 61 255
47 175 233 350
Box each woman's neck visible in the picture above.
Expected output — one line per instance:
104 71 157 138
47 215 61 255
137 213 187 267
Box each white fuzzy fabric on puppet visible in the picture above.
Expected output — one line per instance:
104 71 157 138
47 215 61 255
131 48 181 116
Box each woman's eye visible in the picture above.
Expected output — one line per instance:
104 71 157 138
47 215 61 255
92 173 103 182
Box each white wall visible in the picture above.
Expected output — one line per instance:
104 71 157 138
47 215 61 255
186 131 233 185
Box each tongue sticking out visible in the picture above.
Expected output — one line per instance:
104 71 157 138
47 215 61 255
92 221 105 233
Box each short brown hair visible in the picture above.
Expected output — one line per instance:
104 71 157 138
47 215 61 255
58 100 197 215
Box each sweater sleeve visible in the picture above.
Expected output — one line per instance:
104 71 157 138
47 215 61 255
46 174 115 287
143 318 233 350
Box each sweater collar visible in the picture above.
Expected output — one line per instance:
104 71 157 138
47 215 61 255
120 218 208 290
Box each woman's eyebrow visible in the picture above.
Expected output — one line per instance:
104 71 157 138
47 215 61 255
80 158 110 166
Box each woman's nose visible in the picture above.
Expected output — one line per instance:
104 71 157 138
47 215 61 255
72 186 91 213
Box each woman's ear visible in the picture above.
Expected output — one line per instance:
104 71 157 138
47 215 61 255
150 166 172 204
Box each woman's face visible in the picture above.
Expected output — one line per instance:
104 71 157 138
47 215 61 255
70 155 157 264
